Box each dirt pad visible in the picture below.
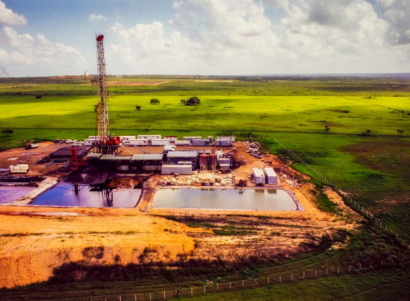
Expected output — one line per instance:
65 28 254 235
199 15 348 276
0 206 209 288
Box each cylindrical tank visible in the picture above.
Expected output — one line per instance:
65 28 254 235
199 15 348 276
209 153 217 170
199 154 208 170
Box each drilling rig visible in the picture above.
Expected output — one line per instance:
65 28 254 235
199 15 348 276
95 34 119 154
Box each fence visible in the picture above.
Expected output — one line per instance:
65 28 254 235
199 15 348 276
80 260 407 301
273 137 410 250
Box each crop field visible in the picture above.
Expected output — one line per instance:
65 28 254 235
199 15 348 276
1 76 410 299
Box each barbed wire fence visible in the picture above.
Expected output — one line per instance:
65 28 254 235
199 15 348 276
272 137 410 249
79 260 408 301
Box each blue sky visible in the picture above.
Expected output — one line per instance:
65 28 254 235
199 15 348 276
0 0 409 76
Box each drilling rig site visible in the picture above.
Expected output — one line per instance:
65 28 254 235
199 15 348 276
1 28 408 301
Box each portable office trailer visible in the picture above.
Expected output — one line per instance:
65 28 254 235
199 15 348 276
164 136 178 142
161 165 192 175
192 139 205 146
137 135 161 140
151 139 172 146
216 136 235 142
9 164 29 174
215 139 233 147
252 168 265 184
264 167 278 184
175 140 191 146
119 136 136 142
129 139 148 146
183 136 202 142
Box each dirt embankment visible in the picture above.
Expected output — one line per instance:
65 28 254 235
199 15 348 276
0 207 209 288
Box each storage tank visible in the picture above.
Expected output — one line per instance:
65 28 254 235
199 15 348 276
199 154 208 170
209 153 217 171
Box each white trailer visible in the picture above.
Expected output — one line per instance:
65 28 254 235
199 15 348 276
264 167 278 184
10 164 29 174
151 139 172 146
119 136 136 143
192 139 205 146
164 136 178 142
129 139 148 146
216 136 235 142
252 168 265 184
137 134 161 140
161 165 192 175
215 139 233 147
175 140 191 146
183 136 202 142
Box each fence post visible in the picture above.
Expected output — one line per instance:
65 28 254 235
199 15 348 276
217 284 219 291
119 297 121 301
291 274 294 282
268 277 270 284
279 275 281 283
164 290 166 299
204 286 206 293
150 293 152 301
191 287 193 295
338 267 340 275
242 280 245 287
359 263 362 271
135 294 137 301
255 279 258 285
303 271 305 279
326 269 328 276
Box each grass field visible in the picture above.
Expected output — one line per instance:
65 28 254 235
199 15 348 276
1 76 410 299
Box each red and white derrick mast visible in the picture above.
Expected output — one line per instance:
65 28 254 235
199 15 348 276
96 34 109 144
95 34 119 154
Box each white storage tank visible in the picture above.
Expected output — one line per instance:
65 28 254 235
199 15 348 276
252 168 265 184
264 167 278 184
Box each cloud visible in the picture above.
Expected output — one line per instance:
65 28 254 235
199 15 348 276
0 26 84 67
89 14 108 22
0 1 26 26
377 0 410 44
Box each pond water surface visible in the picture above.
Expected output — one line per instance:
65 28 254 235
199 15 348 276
151 188 300 211
31 183 141 208
0 186 36 204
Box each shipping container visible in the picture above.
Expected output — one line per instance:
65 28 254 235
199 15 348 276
252 168 265 184
9 164 29 174
264 167 278 184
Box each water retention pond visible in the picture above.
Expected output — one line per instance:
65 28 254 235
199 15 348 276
31 183 141 208
150 188 301 211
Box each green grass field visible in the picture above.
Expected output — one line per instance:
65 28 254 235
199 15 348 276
1 76 410 299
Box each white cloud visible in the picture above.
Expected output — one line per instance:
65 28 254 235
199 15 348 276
0 1 26 26
0 26 84 67
377 0 410 44
89 14 108 22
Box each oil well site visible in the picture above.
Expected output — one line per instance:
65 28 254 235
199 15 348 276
1 28 409 300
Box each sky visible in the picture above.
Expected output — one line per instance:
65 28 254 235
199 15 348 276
0 0 409 77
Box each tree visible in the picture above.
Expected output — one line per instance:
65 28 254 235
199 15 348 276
185 96 200 106
136 106 141 111
150 99 160 105
2 129 13 137
325 125 330 132
180 99 186 104
35 95 43 99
